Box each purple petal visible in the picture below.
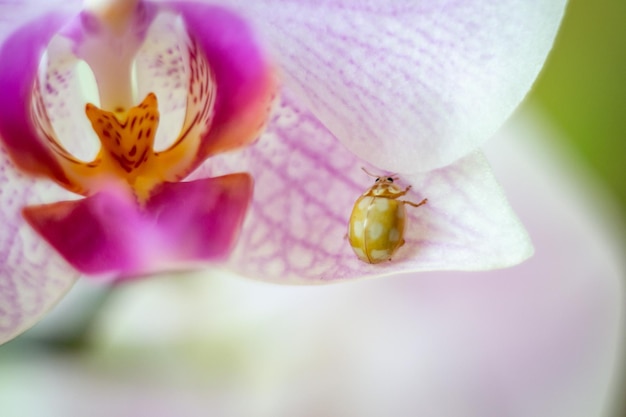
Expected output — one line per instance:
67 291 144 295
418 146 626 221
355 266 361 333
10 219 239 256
196 90 532 283
0 149 78 345
210 0 566 172
22 174 253 279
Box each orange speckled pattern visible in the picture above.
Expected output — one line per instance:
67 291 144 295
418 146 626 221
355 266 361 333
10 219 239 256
86 94 158 176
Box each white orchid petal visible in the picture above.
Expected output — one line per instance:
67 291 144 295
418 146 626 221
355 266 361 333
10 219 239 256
210 0 567 172
199 89 531 283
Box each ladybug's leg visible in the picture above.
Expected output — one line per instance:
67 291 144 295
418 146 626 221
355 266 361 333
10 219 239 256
393 185 413 198
403 198 428 208
395 186 427 207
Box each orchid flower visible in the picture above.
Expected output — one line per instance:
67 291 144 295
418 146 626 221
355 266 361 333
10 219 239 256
0 0 567 344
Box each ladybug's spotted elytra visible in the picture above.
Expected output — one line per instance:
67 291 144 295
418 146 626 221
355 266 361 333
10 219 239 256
348 169 427 264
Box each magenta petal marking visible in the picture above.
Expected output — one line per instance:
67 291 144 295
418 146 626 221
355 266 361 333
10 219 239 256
23 174 253 278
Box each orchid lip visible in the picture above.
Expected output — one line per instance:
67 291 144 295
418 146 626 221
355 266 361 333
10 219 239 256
0 1 276 279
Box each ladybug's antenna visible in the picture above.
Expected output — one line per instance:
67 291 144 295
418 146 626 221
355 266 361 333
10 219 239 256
361 167 379 178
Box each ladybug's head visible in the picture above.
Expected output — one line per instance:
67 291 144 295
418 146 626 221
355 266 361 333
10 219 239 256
374 176 396 185
362 167 398 184
361 167 402 196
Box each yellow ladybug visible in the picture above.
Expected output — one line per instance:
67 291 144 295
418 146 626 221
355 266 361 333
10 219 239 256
348 169 427 264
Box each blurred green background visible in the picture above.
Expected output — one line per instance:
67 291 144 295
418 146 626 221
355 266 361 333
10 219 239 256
529 0 626 412
528 0 626 215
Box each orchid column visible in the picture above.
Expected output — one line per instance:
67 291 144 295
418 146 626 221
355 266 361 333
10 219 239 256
0 0 567 344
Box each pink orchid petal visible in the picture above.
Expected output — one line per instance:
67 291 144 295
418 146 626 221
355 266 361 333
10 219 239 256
210 0 566 173
0 149 78 345
0 9 81 186
198 90 531 283
22 174 252 278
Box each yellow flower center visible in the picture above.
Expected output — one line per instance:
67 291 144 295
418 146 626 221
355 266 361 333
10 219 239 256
85 93 161 200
